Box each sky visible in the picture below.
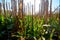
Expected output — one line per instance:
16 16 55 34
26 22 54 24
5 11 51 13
0 0 59 12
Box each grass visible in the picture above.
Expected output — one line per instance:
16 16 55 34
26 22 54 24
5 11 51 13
0 13 60 40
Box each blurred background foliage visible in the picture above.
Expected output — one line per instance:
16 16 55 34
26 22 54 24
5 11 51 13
0 13 60 40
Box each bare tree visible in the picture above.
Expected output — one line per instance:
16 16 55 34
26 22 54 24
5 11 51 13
41 0 49 24
59 5 60 25
11 0 17 16
45 0 49 18
6 2 8 10
39 3 41 17
0 3 1 14
34 0 36 15
45 0 49 24
41 0 45 16
2 0 6 17
19 0 23 18
27 3 29 15
50 0 52 17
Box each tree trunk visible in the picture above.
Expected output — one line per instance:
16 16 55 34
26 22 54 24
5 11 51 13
45 0 49 24
0 3 1 14
19 0 23 19
50 0 52 17
2 0 6 17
